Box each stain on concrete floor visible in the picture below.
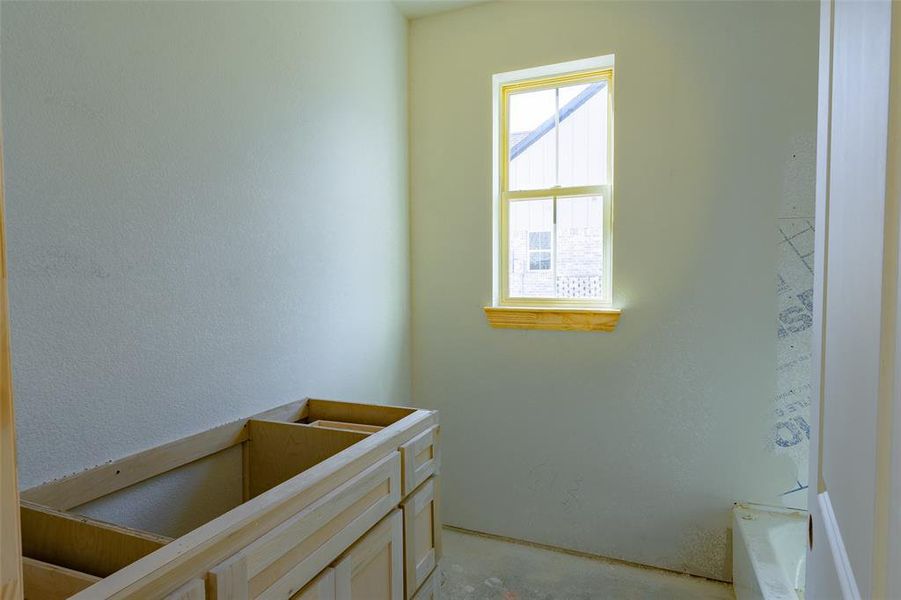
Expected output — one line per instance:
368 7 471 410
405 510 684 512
436 528 735 600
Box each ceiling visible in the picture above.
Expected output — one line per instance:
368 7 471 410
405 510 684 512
392 0 486 19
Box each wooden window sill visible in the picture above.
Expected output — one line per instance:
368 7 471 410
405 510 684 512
483 306 622 332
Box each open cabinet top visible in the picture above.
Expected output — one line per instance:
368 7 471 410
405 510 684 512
17 397 439 599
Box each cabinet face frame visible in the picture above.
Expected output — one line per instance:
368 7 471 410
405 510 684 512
21 558 99 600
333 510 404 600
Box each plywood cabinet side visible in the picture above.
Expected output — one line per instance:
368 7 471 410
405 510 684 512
20 502 171 578
21 558 99 600
306 400 415 428
246 421 368 499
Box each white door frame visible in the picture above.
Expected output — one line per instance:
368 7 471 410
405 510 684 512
807 1 901 598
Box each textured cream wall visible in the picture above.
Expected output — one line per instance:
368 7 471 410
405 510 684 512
410 0 818 580
2 0 410 522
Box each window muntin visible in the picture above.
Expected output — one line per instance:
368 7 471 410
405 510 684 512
498 66 613 308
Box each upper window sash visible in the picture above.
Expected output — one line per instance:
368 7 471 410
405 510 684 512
501 68 613 195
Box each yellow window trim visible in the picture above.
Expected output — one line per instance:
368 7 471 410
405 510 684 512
483 306 621 332
492 61 616 320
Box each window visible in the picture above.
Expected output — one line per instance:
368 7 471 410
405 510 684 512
529 231 552 271
492 56 615 313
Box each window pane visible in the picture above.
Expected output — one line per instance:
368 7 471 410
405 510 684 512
530 251 551 271
508 198 554 298
508 89 556 191
555 195 604 299
529 231 551 250
558 81 608 187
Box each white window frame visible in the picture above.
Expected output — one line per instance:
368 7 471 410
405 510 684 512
491 54 615 309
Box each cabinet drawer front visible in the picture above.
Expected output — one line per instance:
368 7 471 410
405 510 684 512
399 427 439 497
401 477 441 599
208 452 400 600
333 510 404 600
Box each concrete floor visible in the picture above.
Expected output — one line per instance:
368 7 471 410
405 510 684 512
437 528 735 600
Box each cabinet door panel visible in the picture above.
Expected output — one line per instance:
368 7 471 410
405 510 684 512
333 510 404 600
401 478 440 599
289 568 335 600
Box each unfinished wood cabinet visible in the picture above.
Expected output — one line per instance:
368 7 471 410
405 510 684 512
401 478 441 599
333 510 404 600
12 398 440 600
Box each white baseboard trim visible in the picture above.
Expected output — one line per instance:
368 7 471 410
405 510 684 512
818 491 862 600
